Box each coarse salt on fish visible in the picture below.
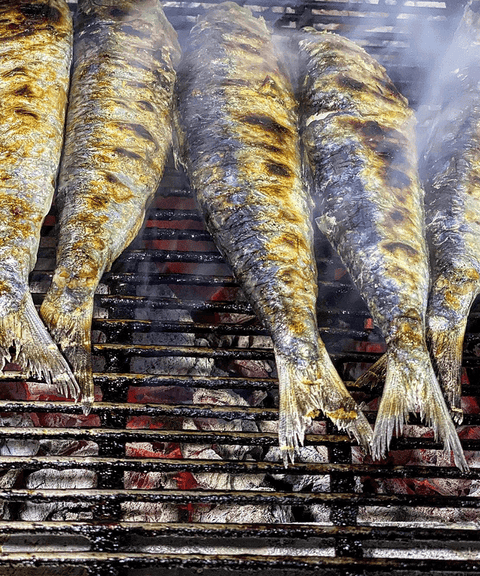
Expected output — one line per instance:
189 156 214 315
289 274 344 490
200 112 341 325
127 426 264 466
174 2 373 463
40 0 181 411
0 0 79 398
298 29 467 471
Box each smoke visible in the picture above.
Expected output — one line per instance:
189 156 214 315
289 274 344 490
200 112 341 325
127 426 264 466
416 0 480 157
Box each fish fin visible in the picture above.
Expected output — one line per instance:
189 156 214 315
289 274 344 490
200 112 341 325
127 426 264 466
40 302 93 415
277 343 373 465
354 353 388 391
0 293 80 400
372 345 468 472
315 214 336 238
427 319 467 425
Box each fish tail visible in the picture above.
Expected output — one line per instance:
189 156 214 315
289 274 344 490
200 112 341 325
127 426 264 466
40 300 93 415
277 342 373 465
372 345 468 472
427 318 467 425
0 293 80 401
354 353 387 390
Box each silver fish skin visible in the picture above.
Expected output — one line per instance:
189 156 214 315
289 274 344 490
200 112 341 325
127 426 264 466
298 29 468 471
174 2 373 463
0 0 79 398
421 1 480 425
40 0 181 411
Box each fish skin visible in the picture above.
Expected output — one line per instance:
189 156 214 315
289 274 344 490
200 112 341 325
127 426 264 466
298 29 468 471
0 0 79 398
174 2 373 463
40 0 181 411
420 2 480 425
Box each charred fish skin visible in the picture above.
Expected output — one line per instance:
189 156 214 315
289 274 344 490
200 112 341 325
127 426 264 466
298 29 468 471
0 0 79 398
39 0 181 411
421 2 480 425
175 2 373 462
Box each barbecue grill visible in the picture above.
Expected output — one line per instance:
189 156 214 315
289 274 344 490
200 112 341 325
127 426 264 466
1 0 479 574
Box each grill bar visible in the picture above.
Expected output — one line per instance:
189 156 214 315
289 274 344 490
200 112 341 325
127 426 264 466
0 424 479 452
1 551 479 573
0 455 477 480
1 488 479 508
0 520 478 541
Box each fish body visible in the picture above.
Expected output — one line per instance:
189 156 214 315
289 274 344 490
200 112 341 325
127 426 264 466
298 30 467 470
421 2 480 424
175 2 373 462
0 0 78 396
40 0 181 409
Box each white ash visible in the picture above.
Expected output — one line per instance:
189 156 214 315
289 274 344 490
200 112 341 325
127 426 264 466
0 414 40 458
189 501 293 524
122 457 180 522
0 414 41 520
364 542 480 561
16 426 98 522
181 388 291 523
121 501 179 522
21 468 97 521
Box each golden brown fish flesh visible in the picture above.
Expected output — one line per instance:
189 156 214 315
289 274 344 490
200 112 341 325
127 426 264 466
298 29 467 471
174 2 373 463
0 0 79 397
40 0 181 410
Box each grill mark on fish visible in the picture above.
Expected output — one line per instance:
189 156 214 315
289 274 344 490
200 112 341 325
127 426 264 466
114 147 142 160
114 122 156 143
337 75 365 91
175 2 373 462
2 66 28 78
109 7 128 18
256 142 282 153
18 3 61 22
120 24 149 39
240 113 291 136
299 29 467 471
14 85 34 98
383 241 419 258
136 100 154 112
14 108 39 120
223 40 261 55
221 78 250 87
40 0 181 412
265 161 292 178
389 209 406 223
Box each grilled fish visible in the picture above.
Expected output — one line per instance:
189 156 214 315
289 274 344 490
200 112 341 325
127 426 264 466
174 2 373 463
420 1 480 425
298 29 468 470
0 0 79 397
40 0 181 410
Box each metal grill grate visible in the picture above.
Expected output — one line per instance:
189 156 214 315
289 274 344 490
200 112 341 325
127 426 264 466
0 1 479 575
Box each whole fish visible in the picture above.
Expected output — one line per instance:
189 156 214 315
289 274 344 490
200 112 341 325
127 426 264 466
174 2 373 463
40 0 181 410
298 29 468 470
420 1 480 425
0 0 78 397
